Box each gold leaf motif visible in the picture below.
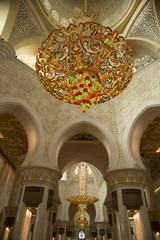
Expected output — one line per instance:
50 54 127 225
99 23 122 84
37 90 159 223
19 167 62 184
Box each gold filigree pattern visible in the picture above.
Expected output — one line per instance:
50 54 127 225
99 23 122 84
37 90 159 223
140 117 160 176
19 166 62 185
0 113 28 169
105 168 147 186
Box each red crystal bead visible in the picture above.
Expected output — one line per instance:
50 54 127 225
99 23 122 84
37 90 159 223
85 76 89 80
80 84 84 88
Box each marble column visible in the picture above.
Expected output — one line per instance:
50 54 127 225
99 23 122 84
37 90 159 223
3 227 10 240
139 189 153 240
55 222 69 240
133 189 154 240
111 211 117 240
104 168 149 240
32 186 49 240
0 210 6 240
45 208 54 240
115 210 121 240
117 187 131 240
95 223 107 240
10 186 29 240
139 205 153 240
155 232 160 240
96 228 100 240
5 166 61 240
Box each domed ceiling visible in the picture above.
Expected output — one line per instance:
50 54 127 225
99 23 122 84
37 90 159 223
2 0 158 73
39 0 135 28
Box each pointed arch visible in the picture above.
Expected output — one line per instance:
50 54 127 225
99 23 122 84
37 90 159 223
0 97 45 166
48 116 118 171
123 100 160 168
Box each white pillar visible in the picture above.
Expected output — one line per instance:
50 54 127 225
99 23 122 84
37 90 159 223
115 210 121 240
0 210 6 240
138 189 153 240
111 210 118 240
138 205 153 240
10 187 29 240
32 186 49 240
155 232 160 240
117 188 131 240
3 227 10 240
63 227 67 240
45 209 53 240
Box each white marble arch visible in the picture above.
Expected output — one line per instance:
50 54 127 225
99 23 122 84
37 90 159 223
123 100 160 169
0 97 45 167
48 116 119 172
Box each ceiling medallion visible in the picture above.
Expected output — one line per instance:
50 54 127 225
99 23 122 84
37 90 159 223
36 11 134 112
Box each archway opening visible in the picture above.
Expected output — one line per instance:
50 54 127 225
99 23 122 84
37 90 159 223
56 162 107 235
140 116 160 184
49 117 118 170
58 132 109 175
0 98 45 166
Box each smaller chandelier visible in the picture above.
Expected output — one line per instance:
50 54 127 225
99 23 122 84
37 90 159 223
36 22 134 112
66 163 99 229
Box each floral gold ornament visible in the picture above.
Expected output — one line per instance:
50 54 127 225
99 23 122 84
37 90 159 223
36 21 134 112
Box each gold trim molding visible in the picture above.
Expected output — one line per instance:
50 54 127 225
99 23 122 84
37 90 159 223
104 168 148 186
18 166 62 185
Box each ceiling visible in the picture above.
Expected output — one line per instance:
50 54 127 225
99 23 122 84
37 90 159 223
39 0 135 29
1 0 160 71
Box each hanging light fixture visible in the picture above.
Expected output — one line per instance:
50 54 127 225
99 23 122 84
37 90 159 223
36 3 134 113
66 163 99 229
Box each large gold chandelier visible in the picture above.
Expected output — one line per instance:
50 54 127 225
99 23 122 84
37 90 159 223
36 4 134 112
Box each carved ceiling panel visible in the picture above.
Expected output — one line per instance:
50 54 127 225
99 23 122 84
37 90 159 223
9 0 44 46
140 117 160 175
127 0 160 44
0 113 28 169
39 0 134 28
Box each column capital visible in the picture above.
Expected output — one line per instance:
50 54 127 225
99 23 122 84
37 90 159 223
18 166 62 186
95 222 108 228
4 206 18 217
148 210 160 221
55 220 69 227
104 168 148 187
